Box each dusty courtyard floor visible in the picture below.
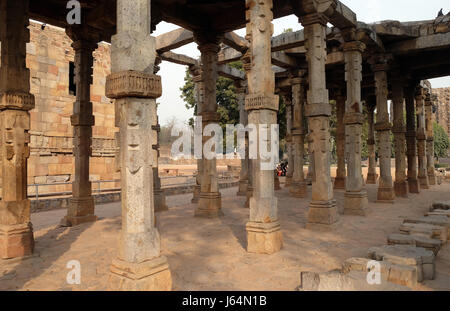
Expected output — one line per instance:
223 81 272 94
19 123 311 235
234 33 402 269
1 180 450 291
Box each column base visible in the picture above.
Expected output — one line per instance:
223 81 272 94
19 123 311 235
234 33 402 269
274 177 281 191
366 173 378 184
154 189 168 212
418 176 429 190
285 176 292 188
376 186 395 203
306 200 339 229
333 177 346 190
344 191 369 216
195 192 222 218
408 179 420 193
246 221 283 254
428 174 436 186
237 180 248 196
109 256 172 291
289 181 308 198
62 196 97 227
0 223 34 259
191 185 201 203
394 181 408 198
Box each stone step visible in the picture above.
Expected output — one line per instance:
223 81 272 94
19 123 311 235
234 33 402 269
431 200 450 211
426 209 450 218
367 245 435 282
387 233 442 255
403 215 450 231
299 270 410 291
399 222 448 243
342 257 418 288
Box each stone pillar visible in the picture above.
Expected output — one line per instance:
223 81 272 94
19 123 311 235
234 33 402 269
153 119 167 212
391 77 408 197
415 87 429 189
105 0 171 290
300 13 338 229
245 0 282 253
194 34 222 218
61 27 98 227
366 100 378 184
343 41 369 215
334 93 346 190
237 82 249 196
289 77 308 198
425 93 436 185
372 60 395 203
405 86 420 193
0 0 35 259
284 93 294 187
190 66 203 203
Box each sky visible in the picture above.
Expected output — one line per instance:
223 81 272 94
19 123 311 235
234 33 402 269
153 0 450 125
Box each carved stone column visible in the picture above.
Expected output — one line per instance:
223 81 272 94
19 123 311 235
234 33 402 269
416 86 429 189
284 92 294 187
334 93 346 190
300 13 338 229
245 0 283 254
391 77 408 197
289 77 308 198
61 27 98 227
405 86 420 193
425 93 436 185
105 0 171 290
0 0 35 259
153 119 167 212
190 66 203 203
343 41 368 215
237 82 249 196
372 60 395 203
194 34 222 218
366 99 378 184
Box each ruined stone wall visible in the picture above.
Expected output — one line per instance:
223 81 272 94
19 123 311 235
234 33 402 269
0 22 119 195
433 87 450 136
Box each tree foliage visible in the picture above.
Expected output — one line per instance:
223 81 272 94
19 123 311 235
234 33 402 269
434 122 450 158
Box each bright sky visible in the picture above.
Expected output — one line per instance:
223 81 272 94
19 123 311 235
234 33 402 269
153 0 450 125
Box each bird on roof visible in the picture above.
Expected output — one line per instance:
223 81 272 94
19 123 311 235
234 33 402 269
438 8 444 17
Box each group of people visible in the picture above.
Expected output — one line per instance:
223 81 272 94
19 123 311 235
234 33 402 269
276 161 288 176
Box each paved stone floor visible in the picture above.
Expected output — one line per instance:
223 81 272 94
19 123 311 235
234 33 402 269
1 181 450 291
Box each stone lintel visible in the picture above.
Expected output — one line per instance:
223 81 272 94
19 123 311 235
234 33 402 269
245 93 279 112
0 92 35 111
106 71 162 99
344 112 364 125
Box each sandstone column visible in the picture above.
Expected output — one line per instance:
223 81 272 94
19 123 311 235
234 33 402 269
425 93 436 185
334 93 346 190
194 34 222 218
405 85 420 193
0 0 35 259
289 77 308 198
343 41 368 214
300 13 338 228
105 0 171 290
153 118 167 212
391 77 408 197
190 65 203 203
284 93 294 187
237 82 249 196
366 99 378 184
245 0 282 253
61 26 98 227
416 86 429 189
372 59 395 203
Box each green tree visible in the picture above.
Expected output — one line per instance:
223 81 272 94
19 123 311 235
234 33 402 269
434 122 450 158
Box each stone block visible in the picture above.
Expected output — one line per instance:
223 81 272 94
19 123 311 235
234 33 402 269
387 233 442 255
246 221 283 254
0 223 34 259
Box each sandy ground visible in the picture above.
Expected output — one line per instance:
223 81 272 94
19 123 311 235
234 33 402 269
1 179 450 291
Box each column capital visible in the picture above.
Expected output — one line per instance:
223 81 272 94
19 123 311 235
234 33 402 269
299 13 329 27
106 71 162 99
194 32 223 52
0 92 35 111
343 41 366 53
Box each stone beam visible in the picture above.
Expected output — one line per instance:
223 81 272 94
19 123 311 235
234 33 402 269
271 51 299 68
156 28 194 53
218 47 243 64
217 64 245 81
223 32 249 52
388 33 450 54
328 1 357 29
357 22 385 52
160 51 198 66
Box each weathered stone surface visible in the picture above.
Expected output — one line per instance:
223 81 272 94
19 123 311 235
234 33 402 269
427 209 450 217
399 222 448 243
387 233 442 255
246 221 283 255
432 200 450 211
